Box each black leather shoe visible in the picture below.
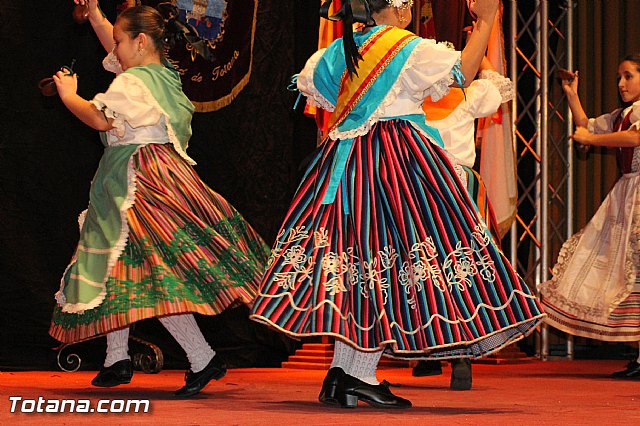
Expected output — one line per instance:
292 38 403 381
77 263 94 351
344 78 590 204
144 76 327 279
337 374 412 409
450 358 472 390
412 360 443 377
611 361 640 379
319 367 345 405
91 359 133 387
175 355 227 397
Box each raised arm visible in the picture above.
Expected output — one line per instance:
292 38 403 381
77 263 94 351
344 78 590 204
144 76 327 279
75 0 114 53
459 0 498 85
562 71 589 127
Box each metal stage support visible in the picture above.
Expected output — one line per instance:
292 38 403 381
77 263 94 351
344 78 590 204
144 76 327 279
507 0 575 359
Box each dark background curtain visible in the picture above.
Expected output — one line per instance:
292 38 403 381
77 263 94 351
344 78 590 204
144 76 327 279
543 1 640 356
573 0 640 225
3 0 640 371
0 0 318 370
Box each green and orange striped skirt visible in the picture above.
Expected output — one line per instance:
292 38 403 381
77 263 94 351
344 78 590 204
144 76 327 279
50 143 270 343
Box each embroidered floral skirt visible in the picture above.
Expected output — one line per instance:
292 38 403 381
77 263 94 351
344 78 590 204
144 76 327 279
250 120 545 359
50 144 270 343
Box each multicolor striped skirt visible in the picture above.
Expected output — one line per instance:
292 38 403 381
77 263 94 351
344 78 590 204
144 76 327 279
50 144 270 343
462 166 501 244
250 120 545 359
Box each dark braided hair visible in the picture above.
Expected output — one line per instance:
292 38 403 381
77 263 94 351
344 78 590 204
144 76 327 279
320 0 395 78
116 6 166 54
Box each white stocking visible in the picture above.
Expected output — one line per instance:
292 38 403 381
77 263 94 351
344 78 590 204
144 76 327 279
104 327 130 367
159 314 215 373
330 340 356 371
347 349 383 386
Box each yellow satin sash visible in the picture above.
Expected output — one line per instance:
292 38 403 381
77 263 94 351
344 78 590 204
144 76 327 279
326 26 418 137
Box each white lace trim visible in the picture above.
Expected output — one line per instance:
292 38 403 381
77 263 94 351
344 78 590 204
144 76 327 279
77 209 88 231
103 51 124 75
478 69 515 103
101 73 197 165
130 74 197 165
297 48 335 112
449 151 468 186
55 74 197 313
630 146 640 173
541 173 640 321
630 101 640 130
304 88 335 112
98 105 127 139
328 42 457 141
55 148 141 313
425 67 458 103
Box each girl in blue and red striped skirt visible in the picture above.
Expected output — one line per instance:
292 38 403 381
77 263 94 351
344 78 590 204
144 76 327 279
250 0 544 409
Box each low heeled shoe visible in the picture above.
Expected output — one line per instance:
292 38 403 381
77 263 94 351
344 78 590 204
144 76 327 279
337 374 412 409
175 355 227 397
91 359 133 387
450 358 472 390
318 367 345 405
611 361 640 379
412 360 443 377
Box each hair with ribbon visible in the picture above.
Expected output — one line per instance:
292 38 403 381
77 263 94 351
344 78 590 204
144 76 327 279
320 1 415 78
319 0 373 78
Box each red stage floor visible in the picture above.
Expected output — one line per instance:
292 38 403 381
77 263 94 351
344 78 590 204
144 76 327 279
0 360 637 425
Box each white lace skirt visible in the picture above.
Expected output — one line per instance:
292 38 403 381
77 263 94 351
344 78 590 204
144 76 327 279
539 172 640 341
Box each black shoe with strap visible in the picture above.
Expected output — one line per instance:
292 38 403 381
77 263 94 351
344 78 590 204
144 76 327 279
91 359 133 387
611 361 640 379
174 355 227 397
336 373 412 409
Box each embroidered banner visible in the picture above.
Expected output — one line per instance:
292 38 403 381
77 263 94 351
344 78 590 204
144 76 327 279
165 0 258 112
415 0 436 39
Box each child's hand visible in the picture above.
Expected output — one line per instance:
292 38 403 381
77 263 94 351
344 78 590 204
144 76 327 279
52 70 78 100
74 0 101 20
561 70 579 96
571 126 592 145
74 0 97 10
469 0 499 22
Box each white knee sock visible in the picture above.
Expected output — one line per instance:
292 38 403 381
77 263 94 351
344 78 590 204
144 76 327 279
159 314 215 373
104 327 130 367
347 349 383 386
330 340 356 371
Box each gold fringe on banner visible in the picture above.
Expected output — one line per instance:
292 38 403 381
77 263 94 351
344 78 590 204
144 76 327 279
164 0 258 113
